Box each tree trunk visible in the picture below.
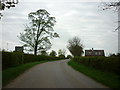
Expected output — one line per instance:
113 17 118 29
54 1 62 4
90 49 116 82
34 42 38 55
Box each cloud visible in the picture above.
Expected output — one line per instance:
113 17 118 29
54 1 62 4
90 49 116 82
1 1 118 56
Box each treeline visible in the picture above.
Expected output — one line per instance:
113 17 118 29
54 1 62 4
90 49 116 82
2 51 66 70
72 56 120 75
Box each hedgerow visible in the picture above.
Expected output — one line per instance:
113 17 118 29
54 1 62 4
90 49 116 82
72 56 120 75
2 51 64 70
2 52 24 69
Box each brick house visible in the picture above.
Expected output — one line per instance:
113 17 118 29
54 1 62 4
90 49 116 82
85 48 105 56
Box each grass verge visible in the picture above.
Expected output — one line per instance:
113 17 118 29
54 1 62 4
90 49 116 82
2 60 59 87
68 60 120 88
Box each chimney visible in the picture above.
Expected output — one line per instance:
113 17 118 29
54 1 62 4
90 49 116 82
92 48 93 51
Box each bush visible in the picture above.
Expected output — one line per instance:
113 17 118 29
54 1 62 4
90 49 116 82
2 52 63 70
23 54 38 63
72 56 120 75
66 55 72 59
37 55 63 61
58 55 66 59
2 52 24 69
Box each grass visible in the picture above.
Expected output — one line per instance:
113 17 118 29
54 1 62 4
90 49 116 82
68 60 120 89
2 60 59 87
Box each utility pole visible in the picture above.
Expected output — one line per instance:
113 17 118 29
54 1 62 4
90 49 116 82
7 43 8 51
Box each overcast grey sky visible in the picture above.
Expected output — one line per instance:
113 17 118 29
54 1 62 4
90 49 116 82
0 0 119 56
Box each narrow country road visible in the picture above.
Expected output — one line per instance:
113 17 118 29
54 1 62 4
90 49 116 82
5 59 109 88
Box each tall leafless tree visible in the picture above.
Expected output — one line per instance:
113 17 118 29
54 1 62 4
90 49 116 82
18 9 59 55
99 1 120 31
99 1 120 11
0 0 19 19
67 36 84 56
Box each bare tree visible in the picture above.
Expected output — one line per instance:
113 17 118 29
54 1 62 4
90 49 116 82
58 49 66 56
58 49 66 58
0 0 19 19
99 1 120 11
67 36 84 56
18 9 59 55
99 1 120 31
49 50 57 57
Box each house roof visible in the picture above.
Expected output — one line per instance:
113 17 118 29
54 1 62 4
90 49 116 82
85 48 104 51
85 49 105 56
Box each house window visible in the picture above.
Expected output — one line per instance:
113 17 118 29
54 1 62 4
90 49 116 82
95 52 98 55
89 52 91 55
98 52 101 55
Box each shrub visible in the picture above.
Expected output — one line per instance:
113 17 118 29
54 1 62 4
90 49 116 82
72 56 120 75
2 52 24 69
58 55 66 59
66 55 72 59
37 55 63 61
23 54 37 63
2 52 63 70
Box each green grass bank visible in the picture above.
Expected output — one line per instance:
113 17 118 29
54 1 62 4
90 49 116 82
68 60 120 88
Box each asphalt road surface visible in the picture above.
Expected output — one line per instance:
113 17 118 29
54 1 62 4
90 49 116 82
5 59 109 88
